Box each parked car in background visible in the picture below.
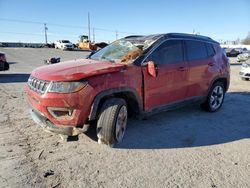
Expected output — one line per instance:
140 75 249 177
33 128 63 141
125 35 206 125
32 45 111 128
0 52 9 71
42 43 55 48
0 43 7 47
237 52 250 62
55 40 74 50
235 48 243 54
226 48 241 57
239 60 250 80
25 33 230 147
242 48 249 53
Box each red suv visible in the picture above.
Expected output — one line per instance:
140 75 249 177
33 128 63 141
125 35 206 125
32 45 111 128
25 33 230 146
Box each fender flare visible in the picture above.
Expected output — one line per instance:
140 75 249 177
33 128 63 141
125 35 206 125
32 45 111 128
88 87 143 121
206 75 229 96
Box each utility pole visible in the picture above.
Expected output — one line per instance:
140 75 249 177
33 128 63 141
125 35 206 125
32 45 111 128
88 12 91 41
116 30 118 40
44 23 48 44
93 27 95 42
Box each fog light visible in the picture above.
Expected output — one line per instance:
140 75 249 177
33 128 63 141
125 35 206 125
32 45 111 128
47 107 74 119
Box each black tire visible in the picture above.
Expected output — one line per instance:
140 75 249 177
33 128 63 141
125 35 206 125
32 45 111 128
4 62 9 70
96 98 127 147
201 82 225 112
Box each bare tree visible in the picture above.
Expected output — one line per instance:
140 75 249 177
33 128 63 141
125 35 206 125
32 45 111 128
242 32 250 45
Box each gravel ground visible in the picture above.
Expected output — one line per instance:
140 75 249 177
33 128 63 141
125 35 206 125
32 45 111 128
0 48 250 188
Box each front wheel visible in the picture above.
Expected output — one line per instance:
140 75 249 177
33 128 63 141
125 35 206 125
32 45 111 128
201 82 225 112
96 98 127 147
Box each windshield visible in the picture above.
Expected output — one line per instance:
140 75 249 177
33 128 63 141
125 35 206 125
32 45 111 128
62 40 70 43
89 37 157 64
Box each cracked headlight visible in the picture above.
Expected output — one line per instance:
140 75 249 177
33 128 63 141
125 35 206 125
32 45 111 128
47 81 87 93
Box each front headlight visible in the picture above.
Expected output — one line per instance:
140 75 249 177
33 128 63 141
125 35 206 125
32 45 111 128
47 81 87 93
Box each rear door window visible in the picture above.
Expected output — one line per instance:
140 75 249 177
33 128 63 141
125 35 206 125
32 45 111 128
185 40 207 61
149 40 184 65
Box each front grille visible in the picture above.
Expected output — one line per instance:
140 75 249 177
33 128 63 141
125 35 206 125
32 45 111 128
28 76 50 94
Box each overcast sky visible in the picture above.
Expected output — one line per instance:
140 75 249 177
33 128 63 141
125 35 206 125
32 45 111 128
0 0 249 43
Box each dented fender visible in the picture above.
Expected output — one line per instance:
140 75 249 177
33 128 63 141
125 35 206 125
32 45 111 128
88 87 143 121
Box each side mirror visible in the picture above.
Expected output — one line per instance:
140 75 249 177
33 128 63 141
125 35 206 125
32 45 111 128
147 61 157 77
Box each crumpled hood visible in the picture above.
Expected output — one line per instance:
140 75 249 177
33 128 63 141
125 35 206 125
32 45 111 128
32 59 126 81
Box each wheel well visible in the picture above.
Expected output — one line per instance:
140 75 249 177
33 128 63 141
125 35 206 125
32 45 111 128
96 92 140 119
213 77 228 91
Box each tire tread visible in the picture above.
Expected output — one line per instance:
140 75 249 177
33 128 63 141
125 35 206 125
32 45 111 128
97 98 126 146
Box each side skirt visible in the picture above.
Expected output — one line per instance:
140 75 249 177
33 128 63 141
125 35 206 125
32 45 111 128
140 96 207 118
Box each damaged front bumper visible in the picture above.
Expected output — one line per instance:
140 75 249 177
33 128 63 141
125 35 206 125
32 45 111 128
29 108 87 136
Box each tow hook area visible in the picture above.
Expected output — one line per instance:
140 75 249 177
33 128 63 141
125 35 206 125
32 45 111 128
29 108 89 138
59 124 90 141
30 108 73 135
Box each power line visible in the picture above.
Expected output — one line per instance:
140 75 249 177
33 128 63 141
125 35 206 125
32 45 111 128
0 18 88 29
0 31 43 36
0 18 43 24
0 17 143 35
0 31 78 38
0 30 115 42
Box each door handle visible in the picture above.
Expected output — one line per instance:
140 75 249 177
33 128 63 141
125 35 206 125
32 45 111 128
178 67 186 71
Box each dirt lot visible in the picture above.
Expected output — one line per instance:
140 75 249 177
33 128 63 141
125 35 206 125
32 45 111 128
0 48 250 188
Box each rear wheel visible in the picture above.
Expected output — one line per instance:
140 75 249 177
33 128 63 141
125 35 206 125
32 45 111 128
201 82 225 112
96 98 127 147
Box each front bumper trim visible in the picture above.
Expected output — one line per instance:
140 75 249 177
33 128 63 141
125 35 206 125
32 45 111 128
29 108 74 136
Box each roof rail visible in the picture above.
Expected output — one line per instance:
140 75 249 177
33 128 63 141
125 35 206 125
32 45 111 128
166 33 213 41
124 35 144 39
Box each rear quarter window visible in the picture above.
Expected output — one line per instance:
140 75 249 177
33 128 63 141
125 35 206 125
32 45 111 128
185 40 207 61
206 43 215 57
